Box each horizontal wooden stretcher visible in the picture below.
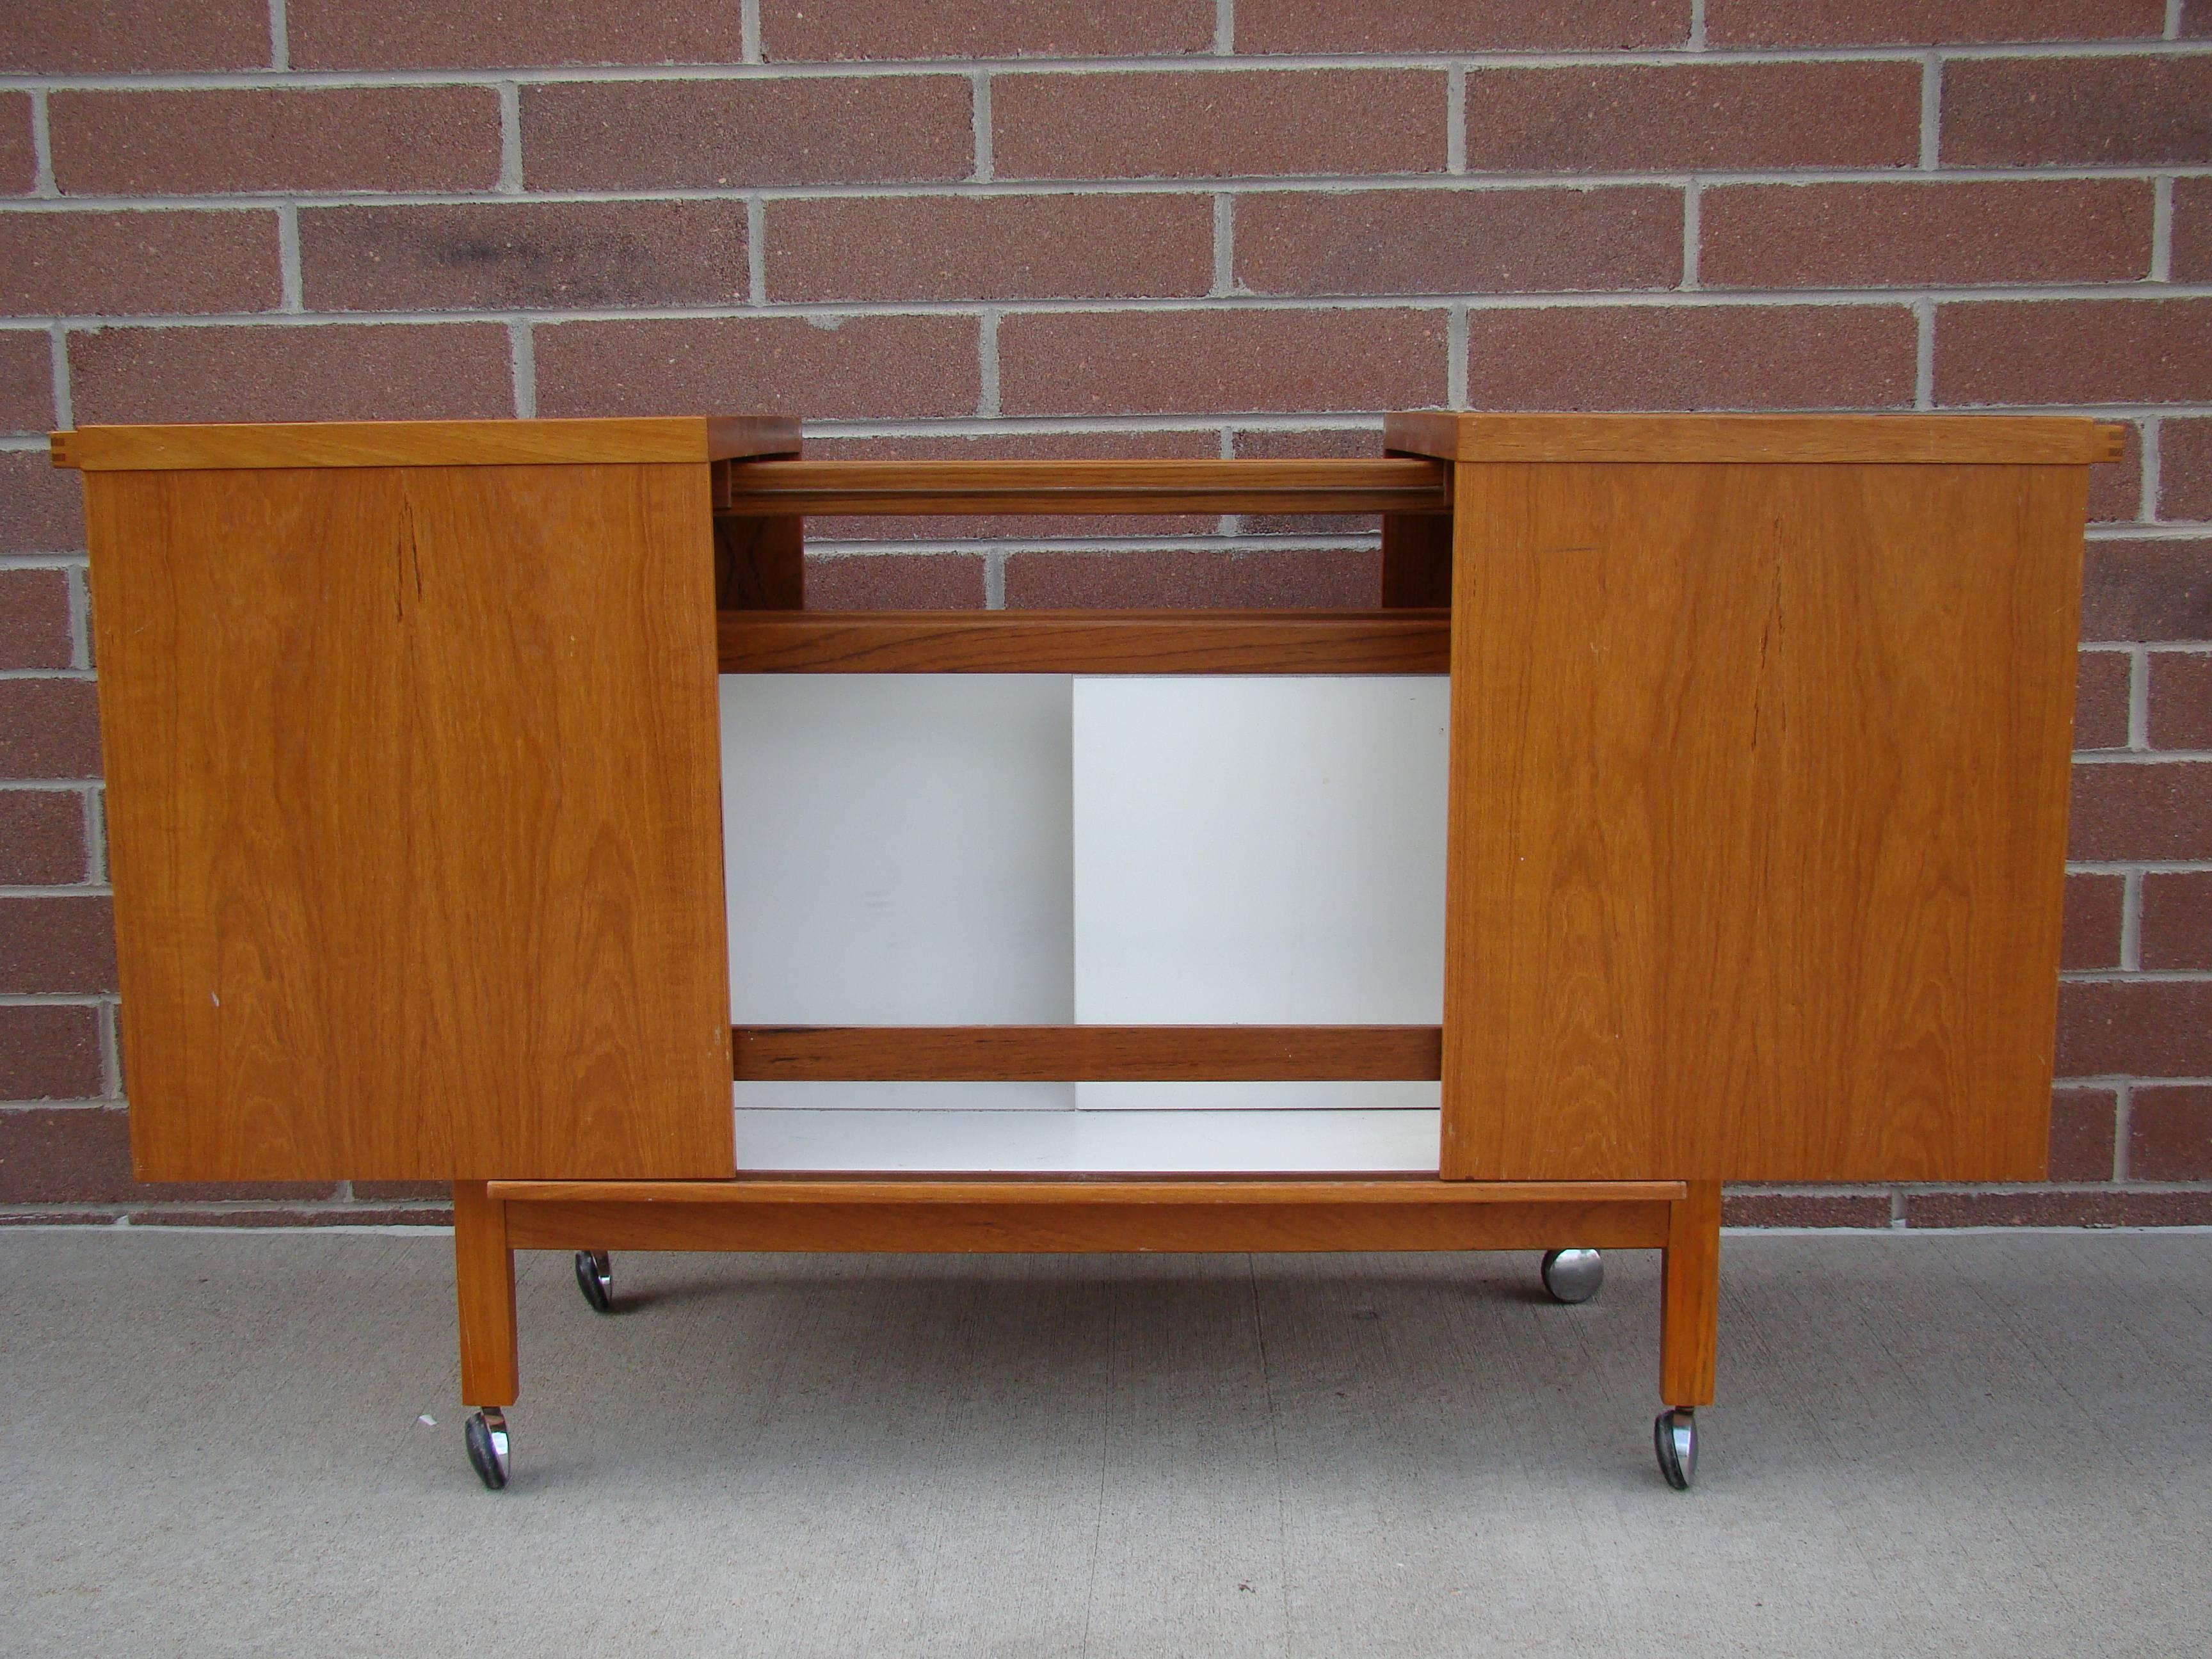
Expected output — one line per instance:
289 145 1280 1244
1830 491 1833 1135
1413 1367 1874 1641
54 410 2119 1494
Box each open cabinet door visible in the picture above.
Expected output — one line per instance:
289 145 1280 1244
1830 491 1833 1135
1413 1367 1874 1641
1397 413 2120 1184
58 417 792 1181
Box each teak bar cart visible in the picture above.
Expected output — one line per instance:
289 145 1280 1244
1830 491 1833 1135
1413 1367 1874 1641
53 410 2120 1493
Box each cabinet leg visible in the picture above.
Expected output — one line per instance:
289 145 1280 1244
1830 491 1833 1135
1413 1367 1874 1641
453 1180 518 1409
1660 1180 1721 1409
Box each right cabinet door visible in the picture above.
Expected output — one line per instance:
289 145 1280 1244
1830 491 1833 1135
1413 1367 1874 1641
1439 458 2085 1183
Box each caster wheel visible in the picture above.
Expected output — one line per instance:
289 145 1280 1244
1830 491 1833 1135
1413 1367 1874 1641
574 1249 613 1313
1654 1409 1696 1491
1540 1247 1604 1304
465 1407 510 1491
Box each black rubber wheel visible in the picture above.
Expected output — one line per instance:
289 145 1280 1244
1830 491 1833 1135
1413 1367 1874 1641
465 1409 509 1491
574 1249 613 1314
1654 1408 1696 1491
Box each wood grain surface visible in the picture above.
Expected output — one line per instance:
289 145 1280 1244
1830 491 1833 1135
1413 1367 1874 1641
716 456 1448 515
453 1181 518 1407
717 610 1451 673
732 1025 1444 1081
54 415 798 472
493 1179 1679 1253
1660 1181 1722 1407
1385 411 2125 466
1439 458 2083 1182
87 460 736 1180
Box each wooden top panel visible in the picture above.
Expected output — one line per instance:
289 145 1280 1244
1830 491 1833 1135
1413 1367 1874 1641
51 415 799 472
1385 412 2126 466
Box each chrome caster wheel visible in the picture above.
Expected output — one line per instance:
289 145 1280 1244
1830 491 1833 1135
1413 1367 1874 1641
1539 1247 1604 1304
574 1249 613 1313
464 1407 510 1491
1654 1409 1696 1491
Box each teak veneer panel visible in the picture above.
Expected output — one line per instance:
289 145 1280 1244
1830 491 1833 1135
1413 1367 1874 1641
54 415 799 472
84 459 736 1180
716 456 1448 516
492 1180 1682 1254
1384 412 2125 466
1439 456 2084 1183
717 610 1451 673
732 1025 1445 1081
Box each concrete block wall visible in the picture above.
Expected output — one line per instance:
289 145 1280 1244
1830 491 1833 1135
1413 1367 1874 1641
2 0 2209 1227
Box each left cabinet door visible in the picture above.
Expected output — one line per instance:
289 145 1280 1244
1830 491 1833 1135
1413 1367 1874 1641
84 461 735 1180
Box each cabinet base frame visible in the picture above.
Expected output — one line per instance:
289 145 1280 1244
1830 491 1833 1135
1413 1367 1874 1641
453 1178 1722 1416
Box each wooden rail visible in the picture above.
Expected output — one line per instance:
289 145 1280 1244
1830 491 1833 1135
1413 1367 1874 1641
732 1025 1445 1082
717 609 1452 673
714 457 1451 516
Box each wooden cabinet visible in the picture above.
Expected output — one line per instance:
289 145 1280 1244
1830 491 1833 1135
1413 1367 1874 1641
54 410 2117 1492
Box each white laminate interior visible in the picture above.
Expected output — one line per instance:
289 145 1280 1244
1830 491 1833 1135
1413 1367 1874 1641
720 673 1448 1171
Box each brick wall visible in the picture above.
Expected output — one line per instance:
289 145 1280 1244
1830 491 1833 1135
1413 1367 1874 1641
2 1 2209 1229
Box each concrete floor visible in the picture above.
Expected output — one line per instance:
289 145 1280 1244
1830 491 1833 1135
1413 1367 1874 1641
2 1229 2207 1658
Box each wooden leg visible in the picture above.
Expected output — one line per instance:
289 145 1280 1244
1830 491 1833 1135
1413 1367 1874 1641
454 1180 518 1408
1660 1180 1721 1409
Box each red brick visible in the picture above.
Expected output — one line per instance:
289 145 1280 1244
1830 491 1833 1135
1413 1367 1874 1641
2081 538 2212 642
0 1 268 71
51 87 503 196
1006 546 1380 609
0 1006 99 1099
2174 179 2212 282
522 78 972 191
764 0 1212 59
69 323 512 424
293 0 744 69
0 94 31 195
1002 308 1447 417
1464 63 1919 173
1239 0 1690 51
2088 422 2141 524
0 567 69 670
2072 649 2133 751
1464 305 1914 412
300 202 746 313
1720 1190 1893 1227
2061 872 2124 970
805 554 988 611
2057 979 2212 1077
0 791 85 885
805 429 1220 540
0 895 115 993
1710 0 2163 44
534 315 979 421
2189 0 2212 36
1905 1189 2212 1227
993 70 1446 180
2048 1088 2119 1182
2164 419 2212 522
1237 187 1680 296
1701 180 2151 291
2140 871 2212 971
0 680 100 778
769 195 1212 304
0 1107 336 1203
0 454 83 555
0 211 280 319
2068 760 2212 859
1943 57 2212 168
2149 653 2212 749
1937 300 2212 407
1233 426 1386 533
0 330 52 433
2129 1086 2212 1180
351 1180 451 1200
